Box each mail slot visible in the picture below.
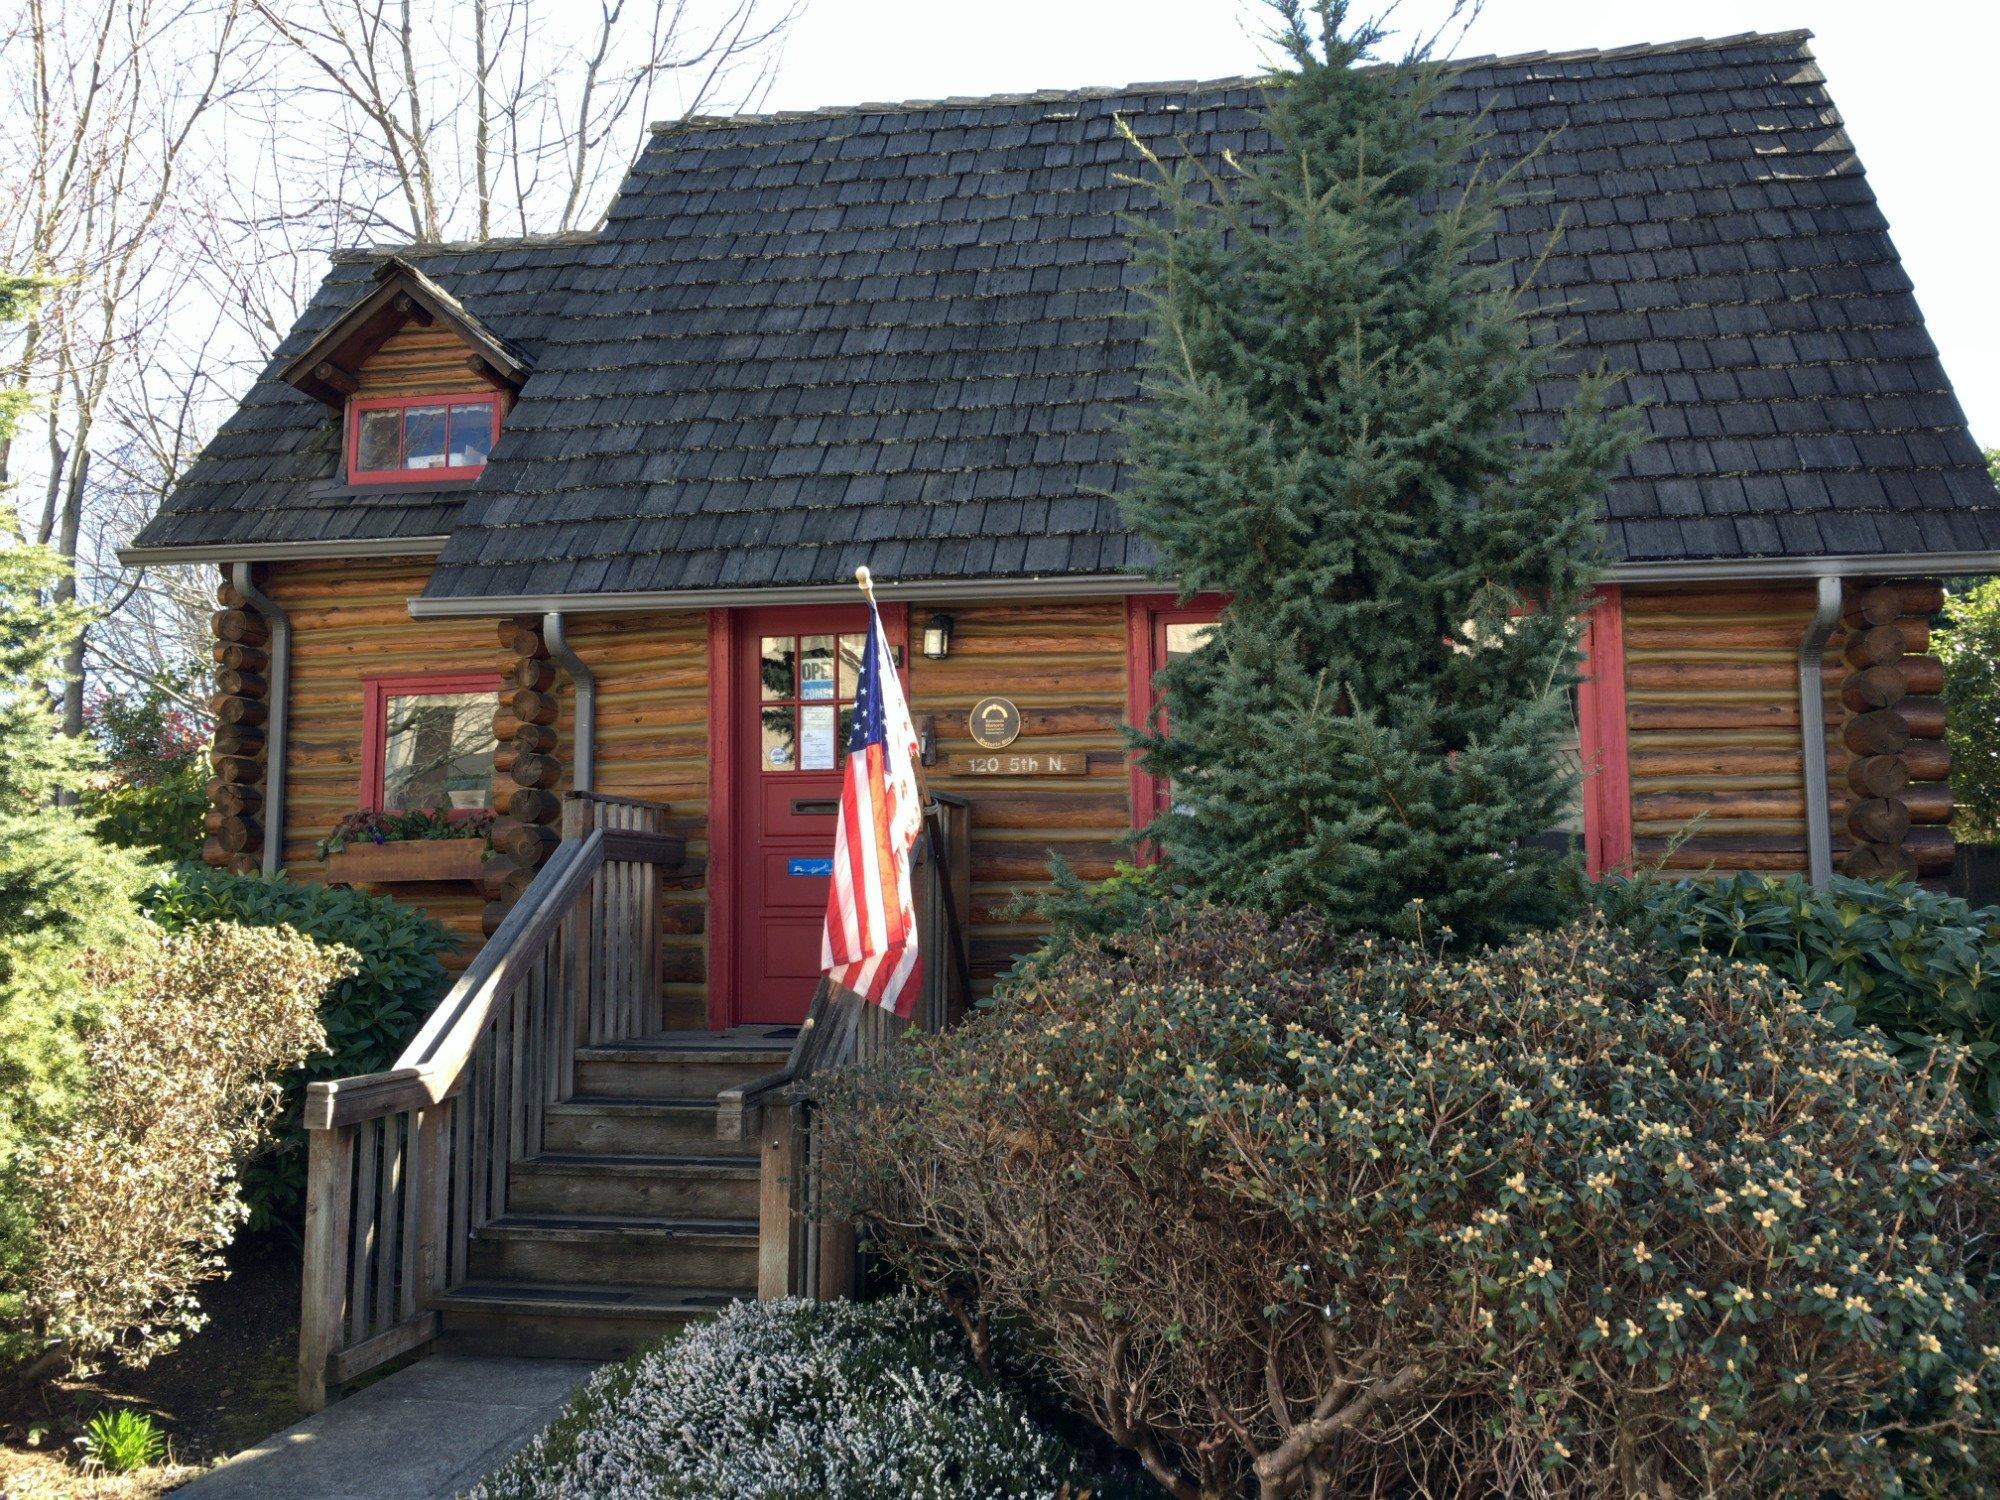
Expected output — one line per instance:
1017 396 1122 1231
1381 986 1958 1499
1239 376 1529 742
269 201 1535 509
790 798 838 816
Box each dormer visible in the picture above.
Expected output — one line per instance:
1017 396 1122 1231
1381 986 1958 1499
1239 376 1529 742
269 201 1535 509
279 257 531 486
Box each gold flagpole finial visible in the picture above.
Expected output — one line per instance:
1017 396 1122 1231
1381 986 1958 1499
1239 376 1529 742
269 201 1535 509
854 565 877 604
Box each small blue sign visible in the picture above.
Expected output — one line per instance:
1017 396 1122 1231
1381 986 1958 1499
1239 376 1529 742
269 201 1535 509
788 858 834 878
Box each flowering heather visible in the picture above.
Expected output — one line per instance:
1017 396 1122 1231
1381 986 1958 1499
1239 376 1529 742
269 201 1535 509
828 907 2000 1499
471 1297 1120 1499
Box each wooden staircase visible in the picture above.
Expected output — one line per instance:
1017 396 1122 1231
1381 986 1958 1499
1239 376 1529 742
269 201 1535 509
439 1032 789 1359
296 788 972 1410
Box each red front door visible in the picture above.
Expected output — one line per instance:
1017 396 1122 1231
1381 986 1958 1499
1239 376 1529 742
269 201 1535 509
729 607 876 1026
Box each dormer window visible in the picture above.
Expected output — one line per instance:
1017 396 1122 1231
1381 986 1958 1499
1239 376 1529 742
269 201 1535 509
348 393 499 484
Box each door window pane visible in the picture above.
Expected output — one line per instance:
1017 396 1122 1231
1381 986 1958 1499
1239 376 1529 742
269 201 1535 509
799 705 837 770
403 404 449 469
837 634 866 695
356 408 401 471
382 692 496 811
760 637 795 700
1165 621 1215 660
448 401 495 465
761 705 795 769
798 635 836 701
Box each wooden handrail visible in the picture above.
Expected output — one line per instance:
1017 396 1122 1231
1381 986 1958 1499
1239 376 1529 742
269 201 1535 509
298 794 682 1412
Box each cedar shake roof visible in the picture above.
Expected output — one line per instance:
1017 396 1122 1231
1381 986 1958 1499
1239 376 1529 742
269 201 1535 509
130 30 2000 595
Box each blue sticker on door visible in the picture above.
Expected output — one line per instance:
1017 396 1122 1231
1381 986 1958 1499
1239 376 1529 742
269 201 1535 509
787 857 834 877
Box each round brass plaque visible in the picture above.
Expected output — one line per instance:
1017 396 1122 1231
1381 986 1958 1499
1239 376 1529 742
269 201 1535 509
967 696 1022 750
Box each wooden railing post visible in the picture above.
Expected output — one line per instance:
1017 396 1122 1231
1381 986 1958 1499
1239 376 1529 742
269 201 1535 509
756 1104 794 1299
414 1103 450 1306
298 1124 353 1413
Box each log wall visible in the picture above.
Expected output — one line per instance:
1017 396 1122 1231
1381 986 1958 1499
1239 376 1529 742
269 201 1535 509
565 613 711 1029
262 556 509 965
353 323 505 397
1837 580 1952 880
1622 583 1828 873
205 576 273 873
1621 580 1951 881
907 600 1133 990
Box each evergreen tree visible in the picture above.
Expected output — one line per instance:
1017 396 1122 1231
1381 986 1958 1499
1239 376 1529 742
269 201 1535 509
1117 0 1640 945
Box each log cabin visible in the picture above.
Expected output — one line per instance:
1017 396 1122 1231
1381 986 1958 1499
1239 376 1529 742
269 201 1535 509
121 31 2000 1406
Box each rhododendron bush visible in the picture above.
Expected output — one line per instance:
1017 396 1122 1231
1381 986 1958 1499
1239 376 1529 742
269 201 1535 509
10 921 351 1372
824 906 2000 1499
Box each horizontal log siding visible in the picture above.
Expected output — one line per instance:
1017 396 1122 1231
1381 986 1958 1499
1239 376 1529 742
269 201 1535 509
353 324 502 396
907 601 1132 990
266 557 508 966
1622 583 1847 875
563 613 709 1028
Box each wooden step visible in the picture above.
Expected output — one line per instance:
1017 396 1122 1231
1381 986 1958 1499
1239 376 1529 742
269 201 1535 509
508 1153 759 1218
543 1097 756 1158
469 1212 757 1291
438 1281 738 1361
573 1036 791 1100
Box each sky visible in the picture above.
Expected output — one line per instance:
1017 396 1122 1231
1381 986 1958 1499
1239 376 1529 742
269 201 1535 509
754 0 2000 448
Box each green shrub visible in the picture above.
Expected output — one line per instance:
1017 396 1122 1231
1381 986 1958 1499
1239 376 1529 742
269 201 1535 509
81 1407 167 1473
1605 871 2000 1117
19 923 346 1373
142 865 454 1229
470 1296 1142 1499
827 905 2000 1499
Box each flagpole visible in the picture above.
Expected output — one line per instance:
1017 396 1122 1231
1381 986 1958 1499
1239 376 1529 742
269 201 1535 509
854 565 938 809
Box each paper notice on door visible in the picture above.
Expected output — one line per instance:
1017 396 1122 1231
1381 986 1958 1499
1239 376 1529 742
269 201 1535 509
799 704 837 771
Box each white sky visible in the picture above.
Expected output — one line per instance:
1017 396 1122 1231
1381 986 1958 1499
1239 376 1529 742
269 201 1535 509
756 1 2000 447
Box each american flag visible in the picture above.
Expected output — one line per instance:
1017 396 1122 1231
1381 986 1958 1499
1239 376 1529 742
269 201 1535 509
820 598 923 1016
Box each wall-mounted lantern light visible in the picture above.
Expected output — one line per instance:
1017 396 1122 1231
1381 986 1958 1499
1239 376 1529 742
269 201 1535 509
921 612 955 660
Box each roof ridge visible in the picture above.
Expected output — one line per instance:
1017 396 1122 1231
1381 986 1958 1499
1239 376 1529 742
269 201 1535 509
329 229 599 266
648 28 1816 134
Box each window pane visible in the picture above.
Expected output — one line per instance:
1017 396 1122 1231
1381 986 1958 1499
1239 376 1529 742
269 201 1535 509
1551 685 1585 835
760 705 795 770
799 635 835 702
382 692 496 811
837 634 866 697
760 637 795 701
837 704 856 762
448 401 495 466
404 404 449 469
1165 621 1215 660
356 408 400 472
799 705 837 771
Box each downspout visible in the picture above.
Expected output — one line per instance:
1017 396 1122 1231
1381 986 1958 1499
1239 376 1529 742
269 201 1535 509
543 611 595 793
229 562 290 878
1797 575 1843 889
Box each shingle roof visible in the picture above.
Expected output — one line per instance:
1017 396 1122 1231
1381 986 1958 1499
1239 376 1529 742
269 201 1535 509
129 236 598 554
131 30 2000 594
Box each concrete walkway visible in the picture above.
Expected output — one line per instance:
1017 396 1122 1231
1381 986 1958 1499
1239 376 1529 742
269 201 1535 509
178 1355 598 1499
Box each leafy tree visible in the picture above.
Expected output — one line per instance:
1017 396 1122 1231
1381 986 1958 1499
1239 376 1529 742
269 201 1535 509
1938 575 2000 843
80 672 210 861
1115 1 1639 945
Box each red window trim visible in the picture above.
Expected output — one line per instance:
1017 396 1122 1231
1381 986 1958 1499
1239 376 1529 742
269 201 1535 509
1577 585 1633 877
1123 592 1228 835
705 603 910 1031
345 391 501 485
359 670 502 813
1121 586 1634 877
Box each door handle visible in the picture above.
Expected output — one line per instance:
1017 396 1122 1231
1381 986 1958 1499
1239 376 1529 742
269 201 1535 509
791 798 838 815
